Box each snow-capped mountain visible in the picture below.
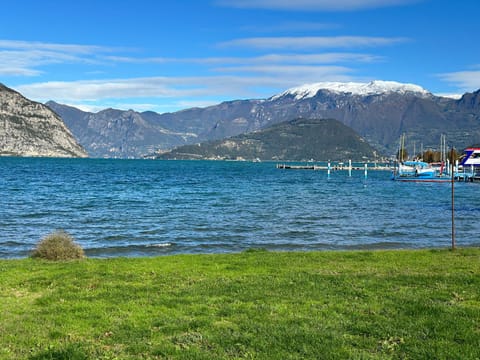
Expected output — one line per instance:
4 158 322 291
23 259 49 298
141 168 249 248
271 80 431 101
47 81 480 158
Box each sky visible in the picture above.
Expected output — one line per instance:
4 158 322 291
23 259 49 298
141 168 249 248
0 0 479 113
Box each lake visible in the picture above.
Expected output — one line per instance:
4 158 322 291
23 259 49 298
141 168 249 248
1 158 479 258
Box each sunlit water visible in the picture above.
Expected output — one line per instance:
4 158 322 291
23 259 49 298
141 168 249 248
1 158 479 258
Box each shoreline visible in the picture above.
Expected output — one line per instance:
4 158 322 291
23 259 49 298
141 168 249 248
3 244 476 261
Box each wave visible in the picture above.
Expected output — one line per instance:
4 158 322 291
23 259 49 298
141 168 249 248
147 242 173 248
83 242 175 258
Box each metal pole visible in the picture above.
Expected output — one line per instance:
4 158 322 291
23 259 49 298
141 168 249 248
451 158 456 250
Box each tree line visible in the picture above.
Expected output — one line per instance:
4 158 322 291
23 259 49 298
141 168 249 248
397 148 460 162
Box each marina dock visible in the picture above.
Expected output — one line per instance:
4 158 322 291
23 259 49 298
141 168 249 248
276 163 391 171
276 162 480 182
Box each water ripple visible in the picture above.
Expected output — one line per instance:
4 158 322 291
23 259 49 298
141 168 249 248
0 158 479 258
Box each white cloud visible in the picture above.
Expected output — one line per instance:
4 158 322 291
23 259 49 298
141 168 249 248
250 53 382 63
0 40 111 54
16 78 201 101
173 99 223 110
219 36 408 50
213 64 353 78
216 0 419 11
0 40 117 76
437 70 480 93
105 52 381 66
241 21 341 32
434 93 462 100
3 37 397 112
10 63 369 112
0 67 42 76
61 103 107 113
14 67 358 105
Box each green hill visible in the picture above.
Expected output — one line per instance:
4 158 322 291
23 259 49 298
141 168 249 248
157 118 379 161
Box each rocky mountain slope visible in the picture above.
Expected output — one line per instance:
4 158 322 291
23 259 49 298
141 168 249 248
0 84 87 157
46 102 197 158
157 118 379 161
264 82 480 155
47 81 480 158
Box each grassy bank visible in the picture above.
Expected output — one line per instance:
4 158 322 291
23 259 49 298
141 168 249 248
1 249 479 359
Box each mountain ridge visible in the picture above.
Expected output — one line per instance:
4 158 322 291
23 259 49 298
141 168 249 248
0 83 87 158
271 80 432 101
46 101 198 158
45 81 480 158
156 118 379 161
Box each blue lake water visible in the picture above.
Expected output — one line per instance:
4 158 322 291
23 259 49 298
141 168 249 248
1 157 479 258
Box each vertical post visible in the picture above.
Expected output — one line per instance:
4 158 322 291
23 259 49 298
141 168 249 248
451 155 456 250
327 161 331 179
348 159 352 177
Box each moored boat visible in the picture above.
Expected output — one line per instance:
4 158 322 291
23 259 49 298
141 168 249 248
457 147 480 181
392 160 451 182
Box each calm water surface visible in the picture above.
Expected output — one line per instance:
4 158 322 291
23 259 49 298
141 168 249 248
1 158 479 258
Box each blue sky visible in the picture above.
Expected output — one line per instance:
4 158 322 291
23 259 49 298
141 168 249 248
1 0 479 113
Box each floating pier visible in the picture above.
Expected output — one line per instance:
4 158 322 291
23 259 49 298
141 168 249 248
276 163 391 171
276 164 317 170
275 158 480 183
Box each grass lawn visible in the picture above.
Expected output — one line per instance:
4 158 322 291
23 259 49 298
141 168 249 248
1 248 479 359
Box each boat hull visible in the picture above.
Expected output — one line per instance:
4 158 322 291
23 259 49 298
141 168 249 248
392 177 451 183
392 160 452 182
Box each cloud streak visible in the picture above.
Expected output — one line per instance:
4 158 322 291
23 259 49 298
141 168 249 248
2 37 399 112
240 21 341 33
219 36 408 50
216 0 419 11
106 52 382 65
0 40 118 76
14 66 357 105
0 40 112 54
1 38 383 78
437 70 480 93
213 65 353 78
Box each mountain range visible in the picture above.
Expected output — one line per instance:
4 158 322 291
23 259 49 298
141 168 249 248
47 80 480 159
0 84 87 158
156 118 379 161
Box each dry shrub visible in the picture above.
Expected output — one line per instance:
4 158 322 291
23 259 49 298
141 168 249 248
31 230 85 261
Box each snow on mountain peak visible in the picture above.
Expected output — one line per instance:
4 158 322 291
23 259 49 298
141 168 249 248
272 80 431 100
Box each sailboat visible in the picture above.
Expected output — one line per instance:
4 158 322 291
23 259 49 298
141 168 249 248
391 134 451 182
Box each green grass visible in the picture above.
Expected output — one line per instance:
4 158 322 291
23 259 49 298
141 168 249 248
1 249 479 359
